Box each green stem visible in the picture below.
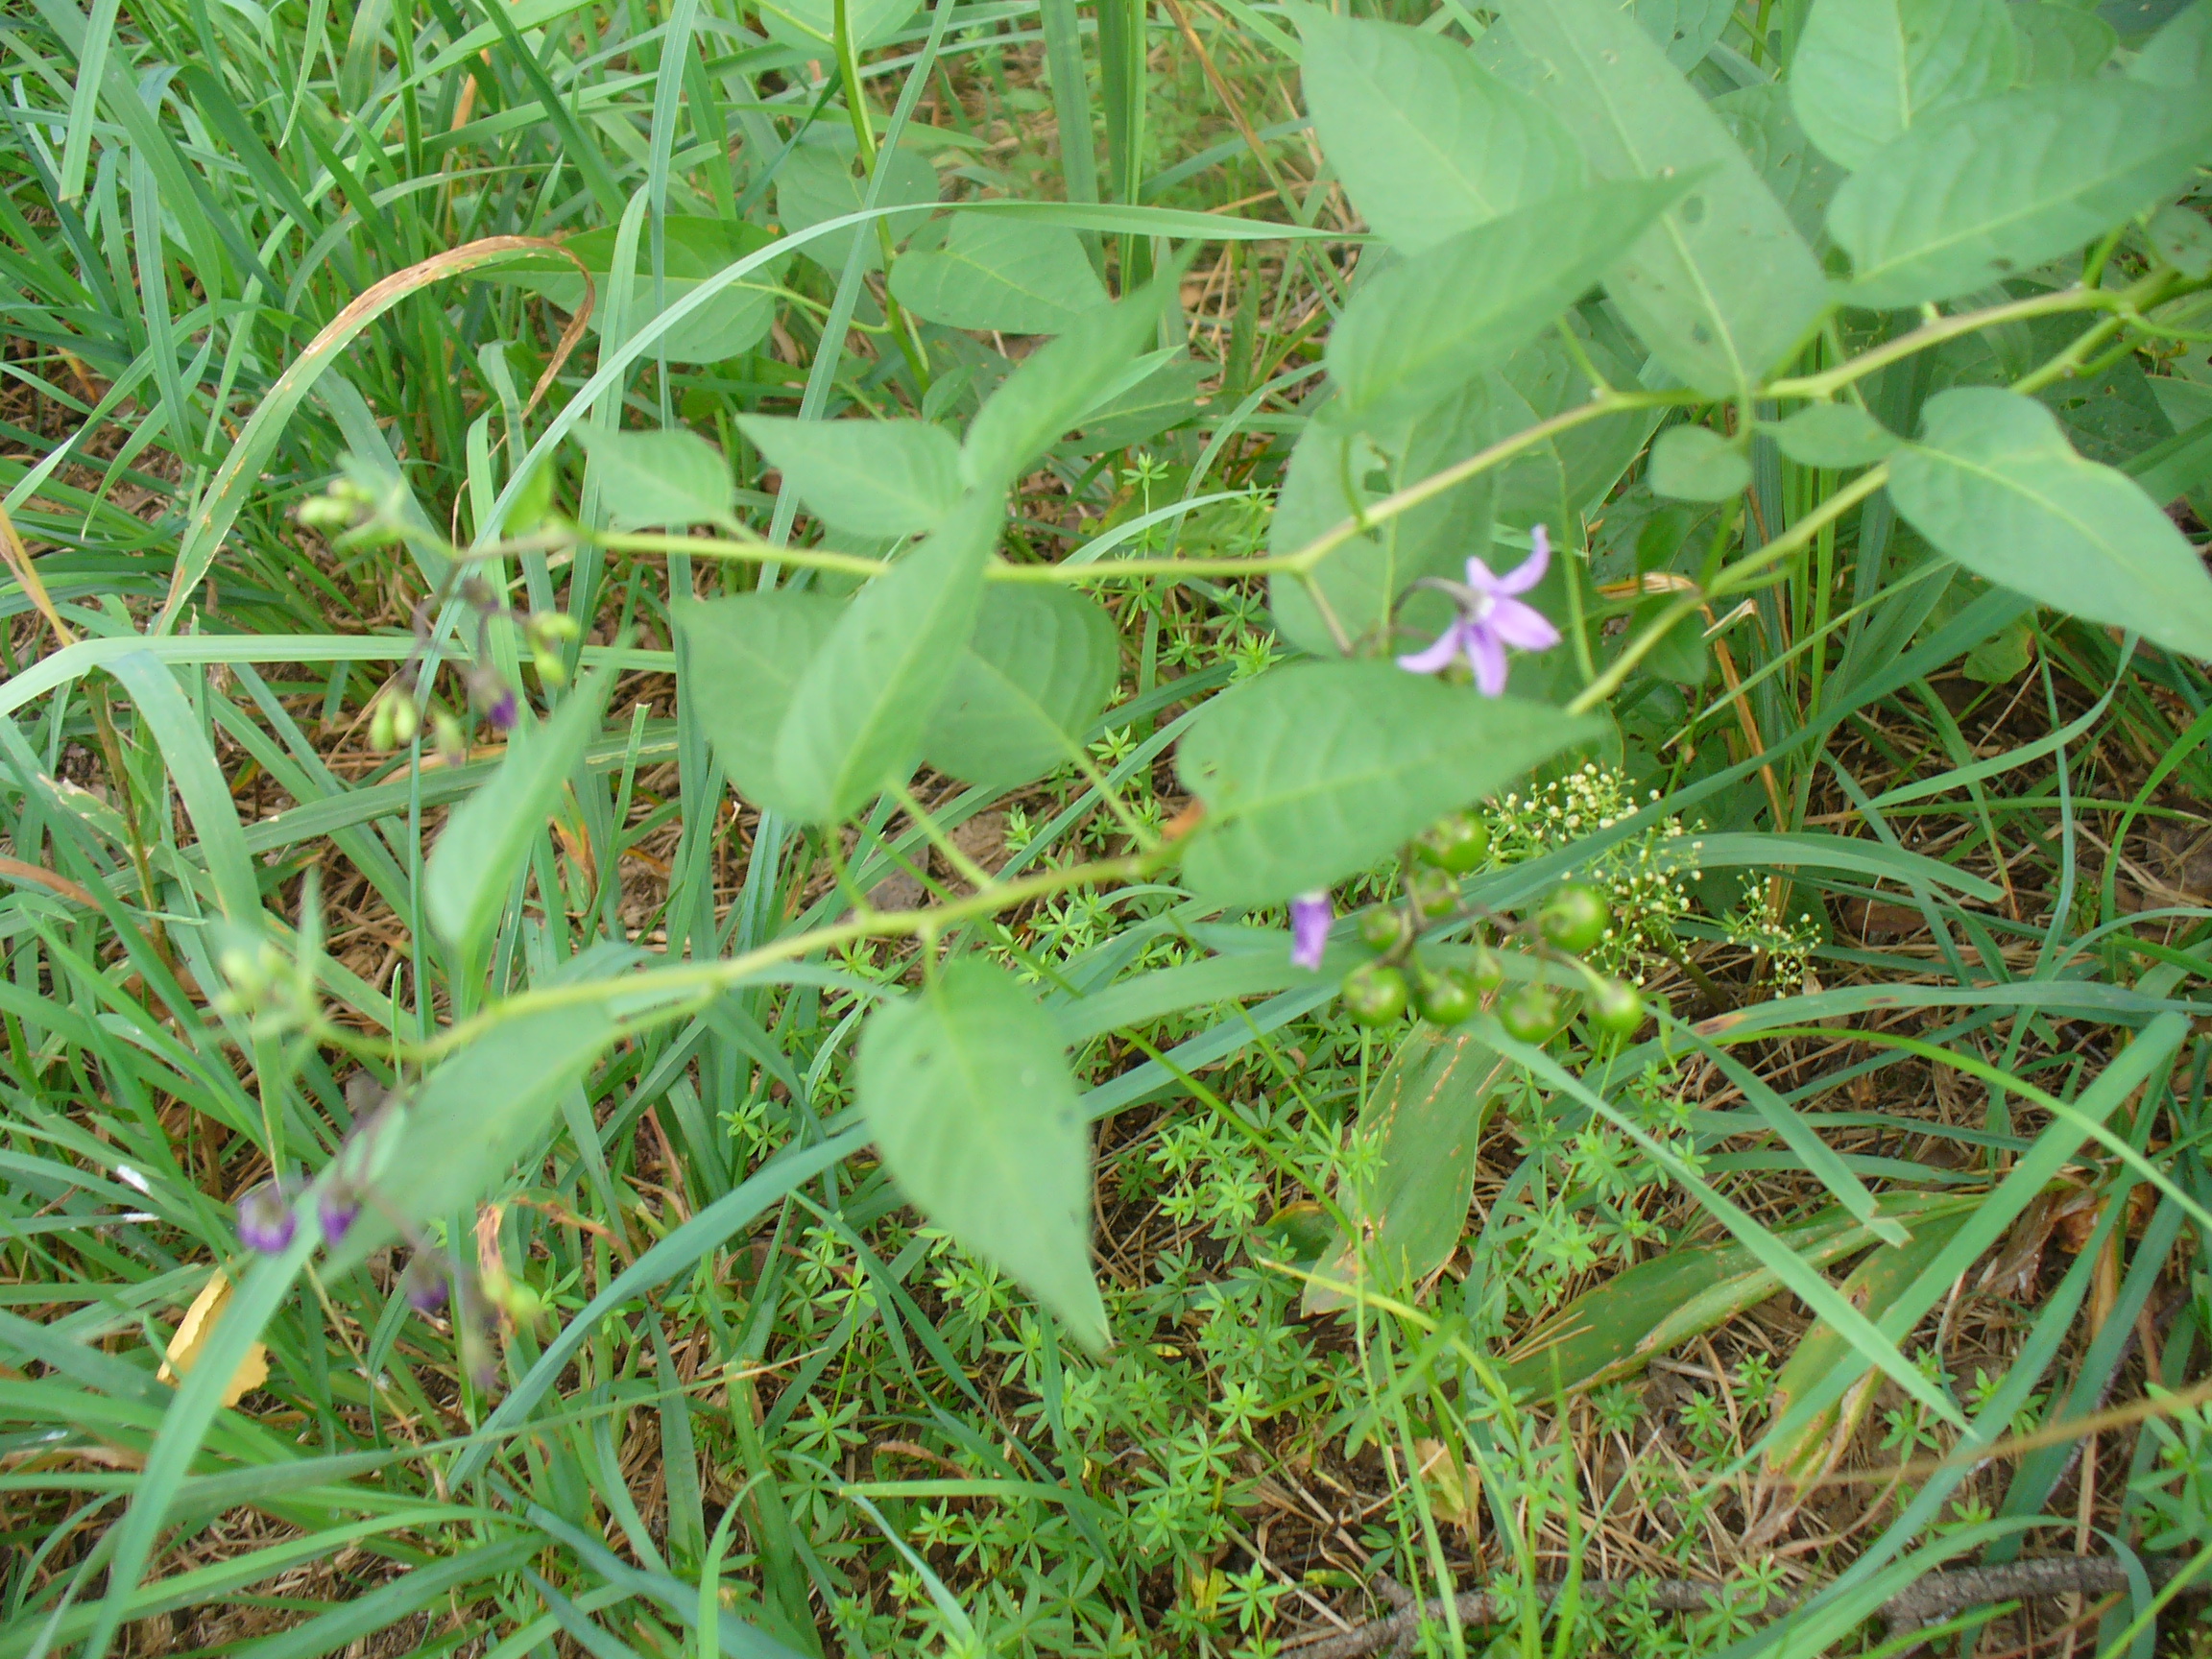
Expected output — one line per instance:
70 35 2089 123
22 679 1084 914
832 0 931 393
1764 283 2138 401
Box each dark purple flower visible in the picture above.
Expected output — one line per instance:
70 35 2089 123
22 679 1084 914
402 1255 449 1314
236 1182 297 1254
484 686 519 733
317 1185 360 1248
1397 525 1562 695
1290 891 1332 972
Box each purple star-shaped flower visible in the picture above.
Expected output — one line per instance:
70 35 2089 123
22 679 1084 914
1396 525 1562 695
1289 891 1332 971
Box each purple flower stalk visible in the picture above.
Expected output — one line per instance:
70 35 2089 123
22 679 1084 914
1397 525 1562 695
236 1182 297 1254
1289 891 1332 971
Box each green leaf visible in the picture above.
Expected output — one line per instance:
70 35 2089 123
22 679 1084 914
1304 1027 1508 1313
1295 11 1582 253
888 214 1107 333
775 135 938 273
675 590 843 818
2012 3 2117 81
1631 593 1712 685
424 676 609 962
1649 423 1751 499
328 1000 622 1274
773 493 998 822
961 264 1184 491
1500 1195 1973 1396
1887 387 2212 659
1267 388 1502 659
1761 1206 1976 1485
1497 0 1830 395
1634 0 1735 67
1790 0 2017 170
2150 203 2212 278
859 959 1106 1349
736 416 962 538
1714 84 1848 250
1175 661 1601 907
1828 82 2212 307
1327 180 1687 424
2128 0 2212 86
1056 355 1210 455
1773 403 1901 468
758 0 914 52
496 218 789 365
923 586 1120 789
579 428 734 530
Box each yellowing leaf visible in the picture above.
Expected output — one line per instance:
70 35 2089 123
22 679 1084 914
158 1270 270 1407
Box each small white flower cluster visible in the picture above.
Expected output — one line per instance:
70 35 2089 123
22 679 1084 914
1720 895 1822 997
1488 763 1695 982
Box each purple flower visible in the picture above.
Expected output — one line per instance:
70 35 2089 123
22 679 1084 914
484 685 519 733
402 1255 449 1314
1290 891 1332 971
317 1185 360 1248
236 1182 297 1254
1397 525 1562 695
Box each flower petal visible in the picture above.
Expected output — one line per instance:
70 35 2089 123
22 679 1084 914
1462 555 1503 594
1488 597 1561 652
1468 626 1510 696
1397 623 1470 674
1495 524 1551 594
1289 892 1332 972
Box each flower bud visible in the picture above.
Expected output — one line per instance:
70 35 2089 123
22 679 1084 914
236 1182 297 1254
401 1255 449 1314
316 1184 360 1248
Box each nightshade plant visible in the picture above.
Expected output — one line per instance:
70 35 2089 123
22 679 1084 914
6 0 2212 1648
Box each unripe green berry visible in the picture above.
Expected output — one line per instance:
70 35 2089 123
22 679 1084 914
1499 984 1562 1044
369 697 397 752
1407 865 1457 920
1538 882 1610 953
1588 977 1646 1036
1415 965 1479 1025
1358 906 1406 951
1415 810 1492 874
1340 962 1408 1026
1468 943 1506 991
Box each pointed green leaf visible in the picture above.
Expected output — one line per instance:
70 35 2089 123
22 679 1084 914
923 586 1120 789
889 214 1108 333
1714 84 1848 249
2012 3 2116 82
580 428 734 530
1327 180 1686 424
758 0 914 52
775 136 938 273
2128 0 2212 86
1887 387 2212 659
1175 661 1601 907
424 676 609 961
496 217 788 365
676 590 843 818
1635 0 1736 67
1295 11 1583 253
1790 0 2017 170
859 960 1107 1349
773 493 998 822
737 416 962 538
1829 82 2212 306
1649 423 1752 500
1773 403 1902 468
1497 0 1830 395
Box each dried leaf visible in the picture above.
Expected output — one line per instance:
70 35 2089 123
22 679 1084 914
157 1270 270 1408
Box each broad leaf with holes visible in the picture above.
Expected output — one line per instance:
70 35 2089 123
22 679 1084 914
890 214 1107 334
1496 0 1829 395
738 416 962 538
924 586 1120 789
1790 0 2016 170
1175 661 1600 906
1887 388 2212 659
859 960 1106 1348
1295 11 1582 253
1829 82 2212 306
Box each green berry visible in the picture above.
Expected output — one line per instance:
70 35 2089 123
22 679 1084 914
1538 882 1610 953
1415 810 1492 874
1341 962 1408 1026
1359 906 1406 951
1407 866 1458 919
1468 943 1506 991
1588 977 1646 1036
1415 966 1479 1026
1499 984 1562 1044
